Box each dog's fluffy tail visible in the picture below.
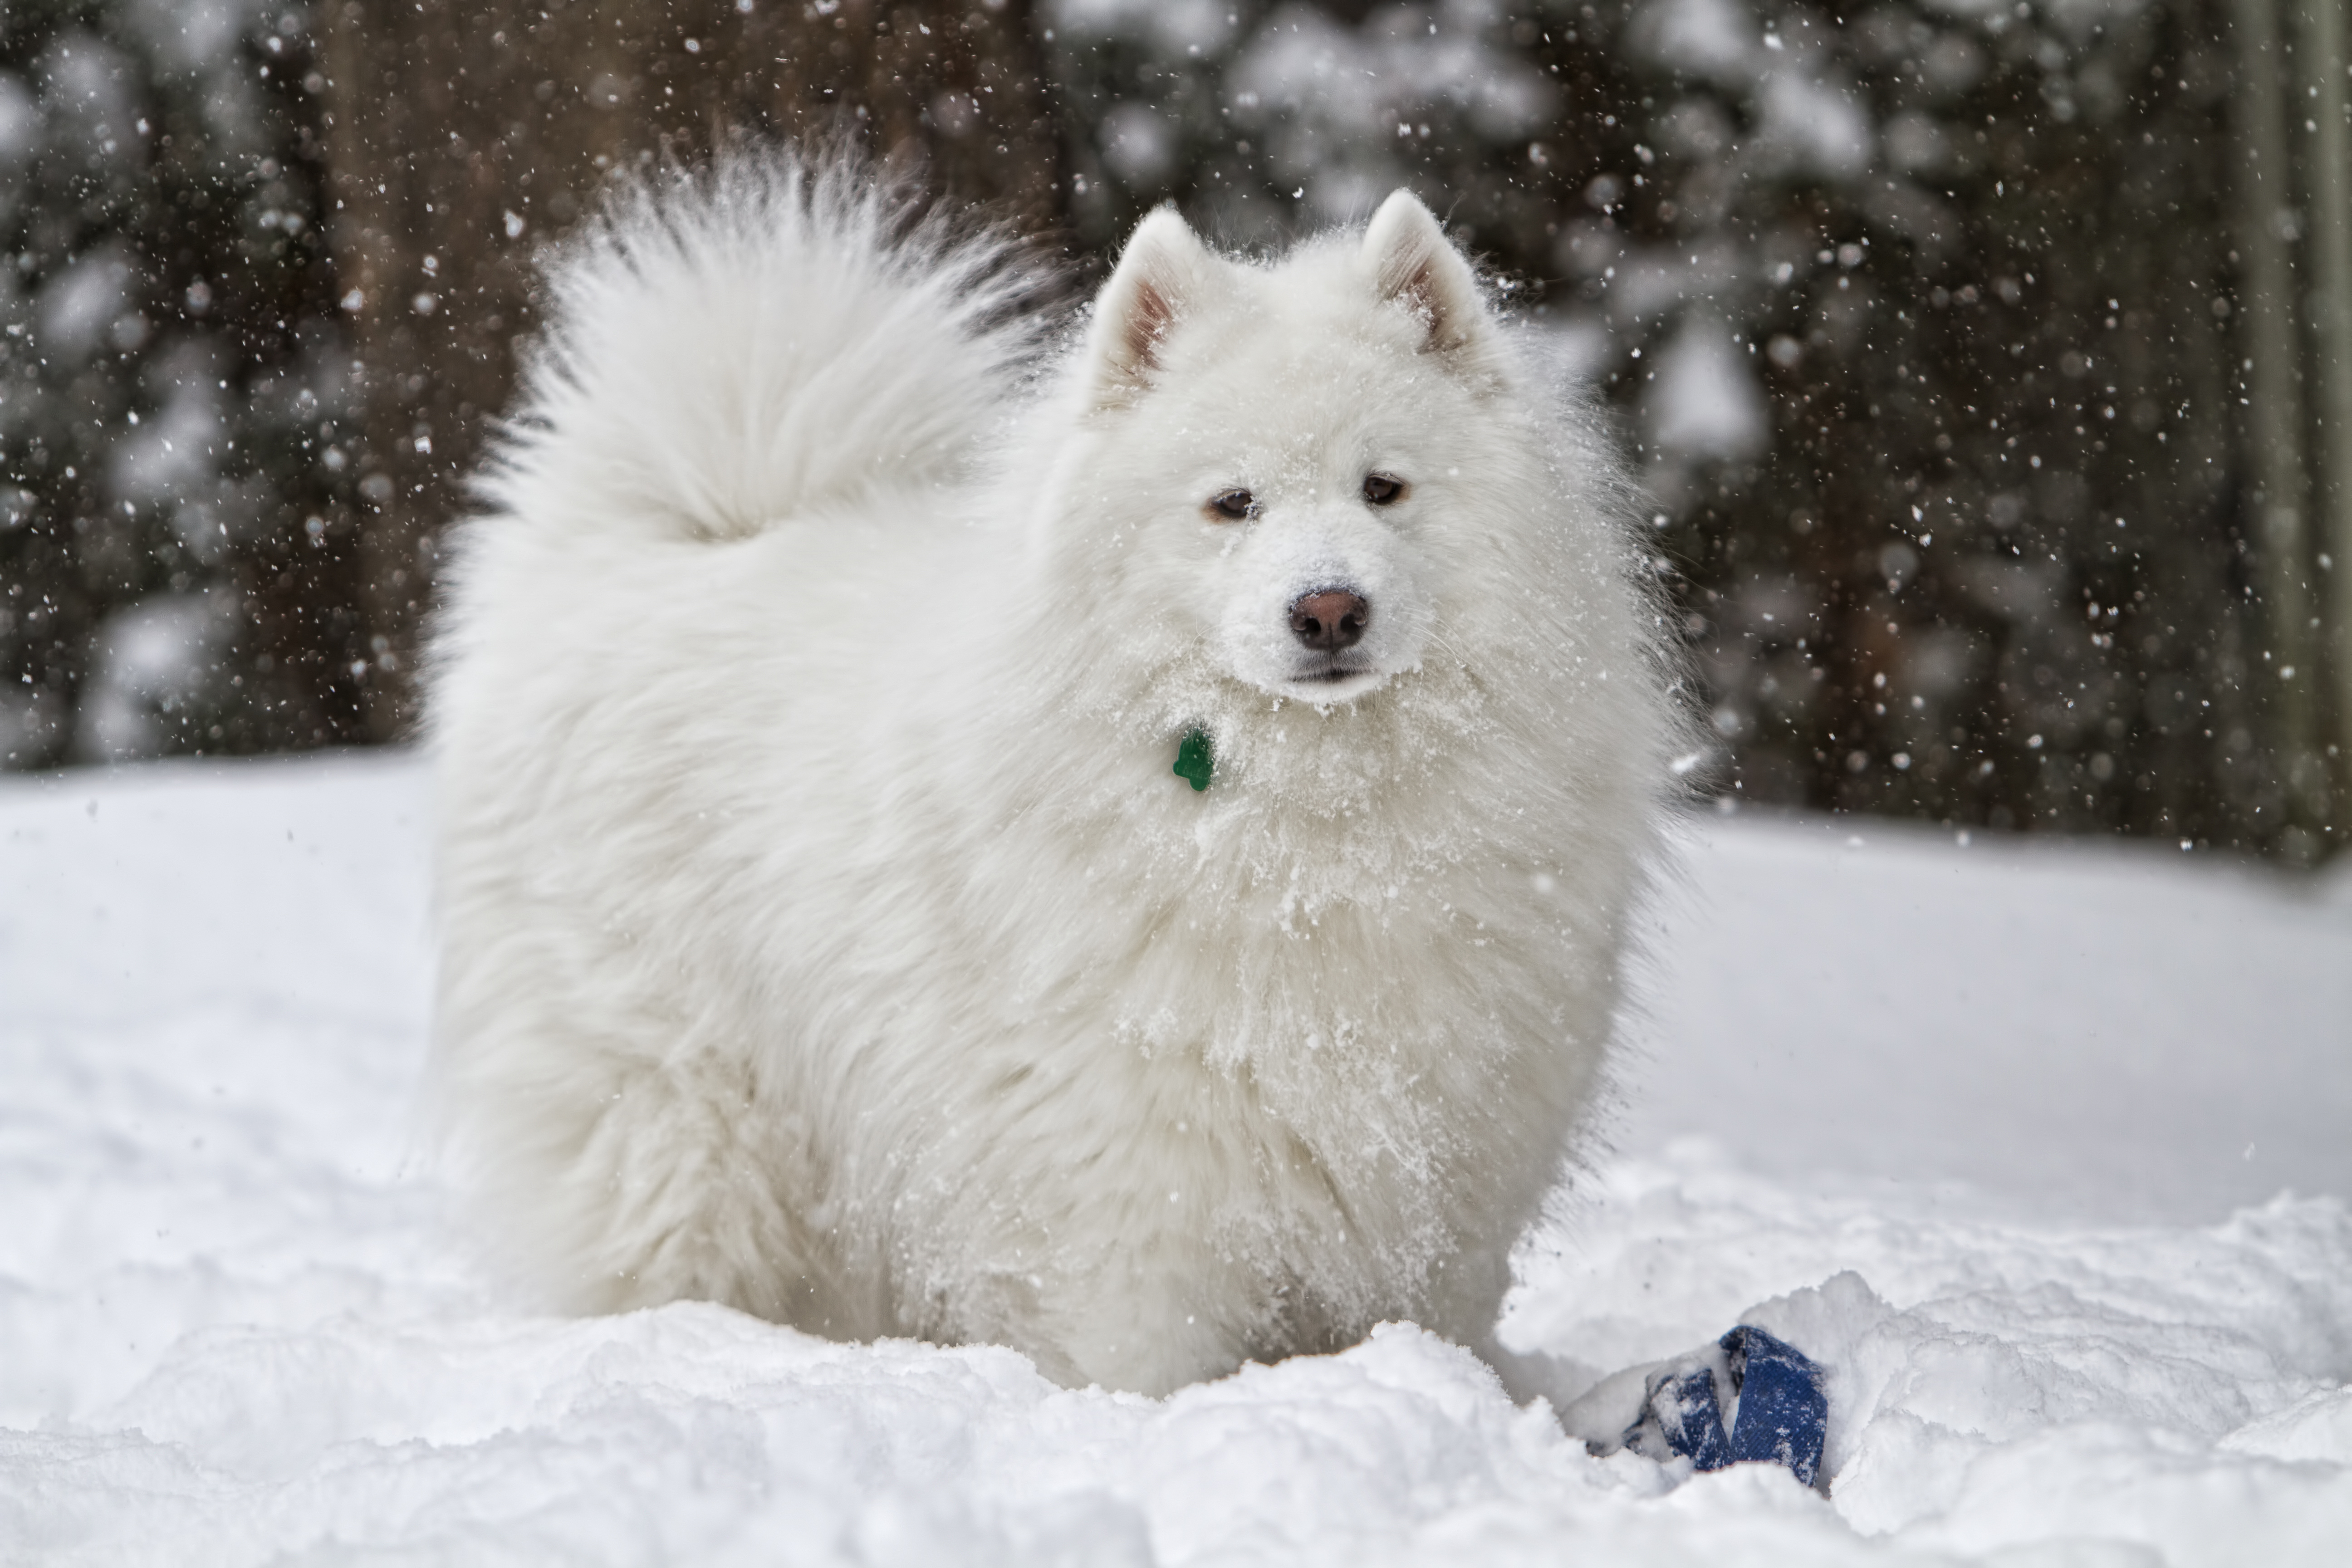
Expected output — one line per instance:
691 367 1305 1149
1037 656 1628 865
481 156 1046 541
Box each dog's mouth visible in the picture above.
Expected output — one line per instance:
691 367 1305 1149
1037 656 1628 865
1286 662 1380 690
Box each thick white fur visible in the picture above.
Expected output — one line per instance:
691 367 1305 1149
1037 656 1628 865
431 158 1680 1398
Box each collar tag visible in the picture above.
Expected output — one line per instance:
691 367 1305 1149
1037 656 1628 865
1174 727 1214 792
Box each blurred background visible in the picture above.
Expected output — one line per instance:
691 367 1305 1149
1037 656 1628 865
2 0 2347 864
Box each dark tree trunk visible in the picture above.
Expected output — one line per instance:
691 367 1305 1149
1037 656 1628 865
318 0 1060 739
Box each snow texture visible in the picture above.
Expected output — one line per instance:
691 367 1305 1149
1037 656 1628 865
2 754 2348 1564
1225 4 1556 223
70 588 239 764
1643 315 1769 462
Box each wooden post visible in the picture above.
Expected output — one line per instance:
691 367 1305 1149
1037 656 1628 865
2227 0 2330 837
2293 0 2352 828
318 0 1060 740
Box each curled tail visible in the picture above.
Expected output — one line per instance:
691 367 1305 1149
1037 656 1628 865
483 156 1047 541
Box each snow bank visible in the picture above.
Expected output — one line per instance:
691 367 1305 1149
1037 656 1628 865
1618 809 2352 1221
2 755 2347 1564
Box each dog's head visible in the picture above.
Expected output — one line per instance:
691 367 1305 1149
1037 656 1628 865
1055 192 1524 710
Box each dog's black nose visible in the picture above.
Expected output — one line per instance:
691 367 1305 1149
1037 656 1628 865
1289 589 1370 651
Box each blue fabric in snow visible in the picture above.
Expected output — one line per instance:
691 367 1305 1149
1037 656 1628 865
1646 1325 1828 1488
1649 1363 1735 1471
1720 1324 1828 1486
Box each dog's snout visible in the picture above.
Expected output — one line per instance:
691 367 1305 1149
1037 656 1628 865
1289 589 1370 652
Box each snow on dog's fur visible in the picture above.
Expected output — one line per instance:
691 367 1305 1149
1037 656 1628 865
430 157 1681 1398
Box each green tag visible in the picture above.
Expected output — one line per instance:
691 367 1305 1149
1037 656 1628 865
1174 727 1214 792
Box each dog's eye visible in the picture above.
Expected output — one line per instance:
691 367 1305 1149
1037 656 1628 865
1208 489 1256 521
1362 473 1406 507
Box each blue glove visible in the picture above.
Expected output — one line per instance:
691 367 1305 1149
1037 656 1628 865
1581 1324 1828 1489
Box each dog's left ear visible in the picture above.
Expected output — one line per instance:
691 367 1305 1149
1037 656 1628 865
1362 191 1485 355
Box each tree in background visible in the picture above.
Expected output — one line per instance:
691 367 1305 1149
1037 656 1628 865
5 0 2349 864
0 1 359 768
0 0 1054 762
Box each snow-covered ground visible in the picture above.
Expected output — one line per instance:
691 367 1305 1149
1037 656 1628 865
2 753 2347 1565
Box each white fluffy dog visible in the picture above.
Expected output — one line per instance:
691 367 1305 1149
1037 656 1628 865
429 159 1678 1398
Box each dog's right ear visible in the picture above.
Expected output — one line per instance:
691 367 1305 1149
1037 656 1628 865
1086 206 1215 409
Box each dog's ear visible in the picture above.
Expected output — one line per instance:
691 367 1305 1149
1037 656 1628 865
1362 191 1485 355
1088 206 1216 407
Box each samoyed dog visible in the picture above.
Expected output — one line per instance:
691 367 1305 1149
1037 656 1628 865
430 159 1679 1398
